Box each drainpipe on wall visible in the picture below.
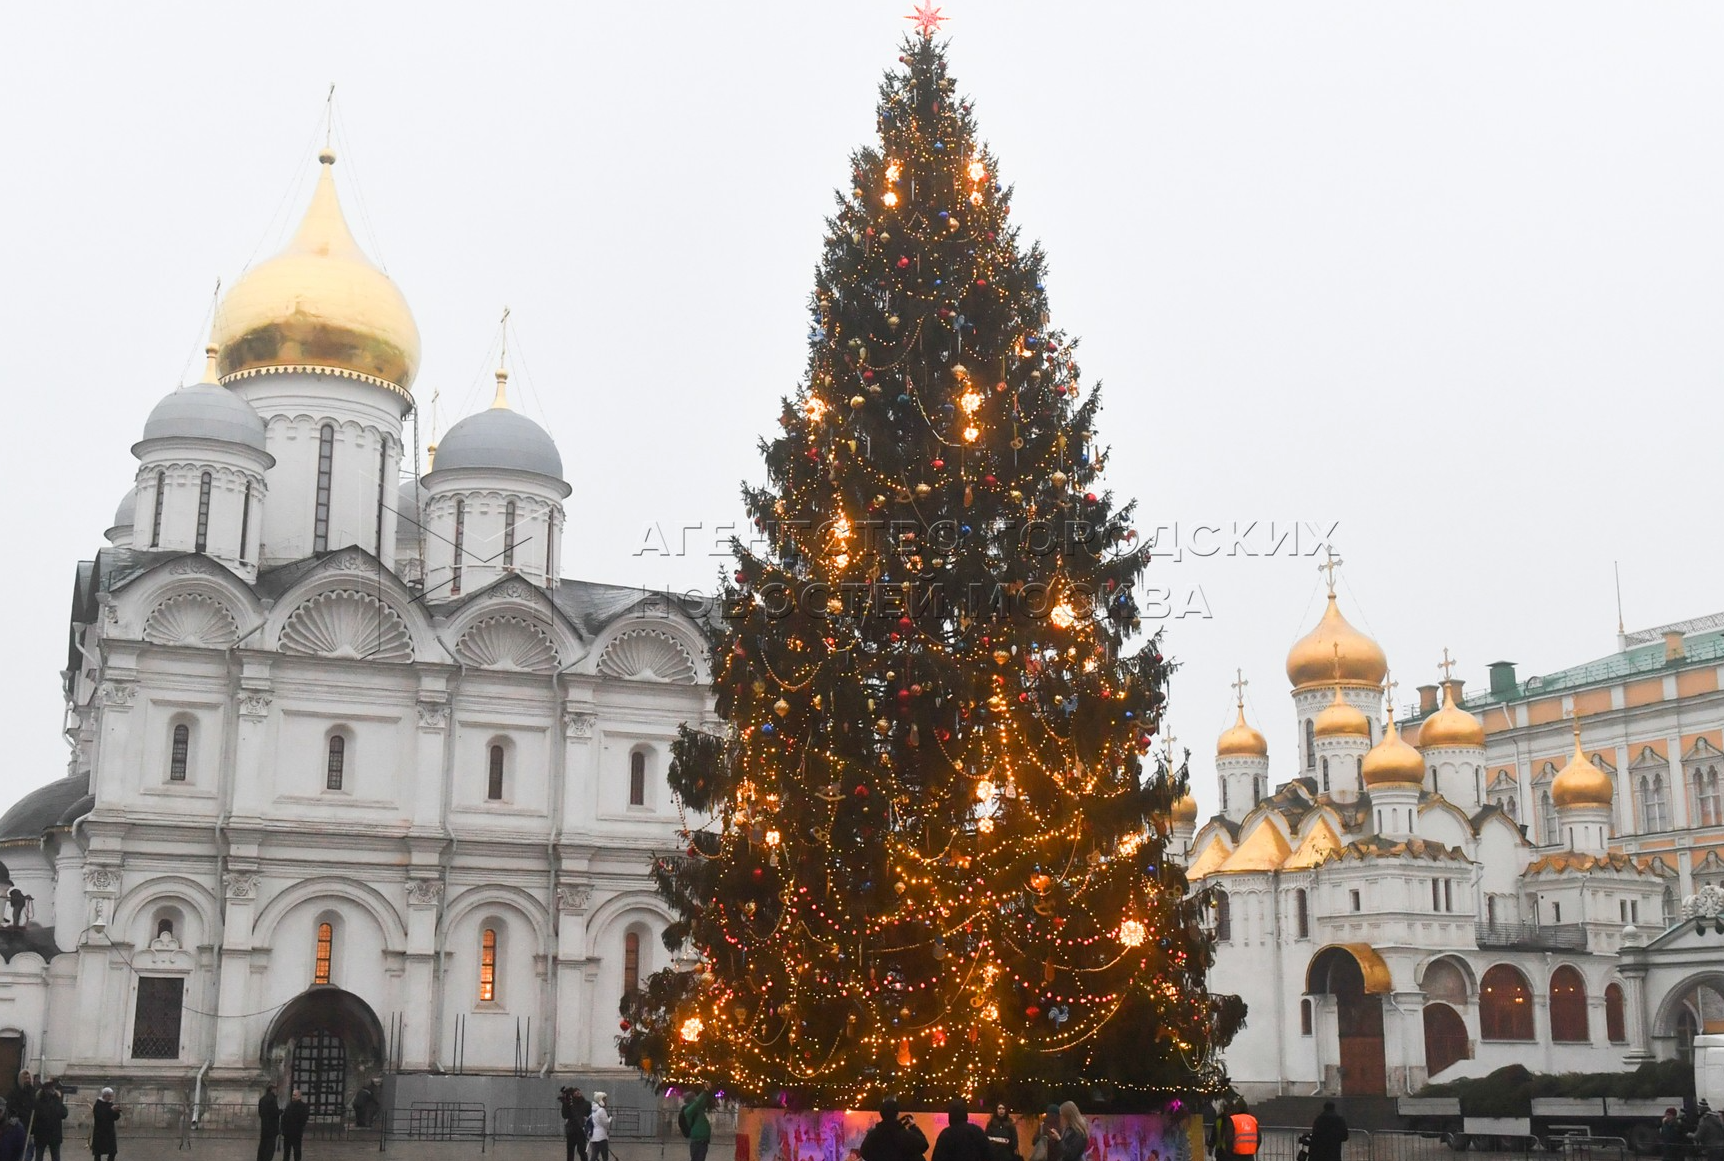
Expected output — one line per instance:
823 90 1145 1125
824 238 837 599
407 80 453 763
192 1059 212 1125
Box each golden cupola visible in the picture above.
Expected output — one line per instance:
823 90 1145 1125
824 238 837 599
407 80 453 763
1420 682 1486 750
1171 792 1200 825
1362 713 1426 789
213 149 421 397
1217 703 1268 758
1287 593 1388 691
1314 685 1371 739
1552 723 1613 809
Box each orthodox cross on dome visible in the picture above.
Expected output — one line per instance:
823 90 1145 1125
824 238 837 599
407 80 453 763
1231 668 1248 708
1161 728 1178 765
492 306 512 410
1438 647 1457 682
1382 671 1398 720
905 0 948 38
1318 548 1343 595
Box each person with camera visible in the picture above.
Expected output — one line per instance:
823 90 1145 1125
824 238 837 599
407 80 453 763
559 1087 592 1161
89 1089 120 1161
679 1083 715 1161
861 1098 929 1161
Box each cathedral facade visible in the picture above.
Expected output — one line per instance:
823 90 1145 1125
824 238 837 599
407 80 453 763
1178 579 1724 1101
0 150 712 1108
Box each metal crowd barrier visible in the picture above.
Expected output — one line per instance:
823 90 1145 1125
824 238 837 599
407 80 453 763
1546 1135 1629 1161
381 1101 488 1151
1258 1126 1373 1161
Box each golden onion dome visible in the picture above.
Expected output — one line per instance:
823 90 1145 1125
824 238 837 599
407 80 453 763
1362 716 1426 789
1552 726 1613 809
1287 594 1388 691
1216 704 1268 759
1419 684 1486 750
1171 793 1200 825
1313 686 1371 739
213 149 420 398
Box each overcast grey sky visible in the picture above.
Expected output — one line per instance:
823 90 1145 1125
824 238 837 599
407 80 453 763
3 1 1720 818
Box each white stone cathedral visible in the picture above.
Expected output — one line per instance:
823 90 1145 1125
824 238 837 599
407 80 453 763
0 148 713 1109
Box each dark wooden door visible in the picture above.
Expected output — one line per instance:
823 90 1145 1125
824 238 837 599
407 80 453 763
1337 989 1386 1095
0 1037 23 1091
291 1031 346 1120
1423 1002 1468 1078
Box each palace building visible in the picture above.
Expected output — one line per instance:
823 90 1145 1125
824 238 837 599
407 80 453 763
1177 571 1724 1100
0 149 712 1108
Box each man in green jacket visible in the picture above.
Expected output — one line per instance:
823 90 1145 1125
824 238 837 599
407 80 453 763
680 1084 714 1161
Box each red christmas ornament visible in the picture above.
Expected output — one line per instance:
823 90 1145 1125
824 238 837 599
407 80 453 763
1084 492 1097 503
983 474 997 486
898 615 914 631
976 278 988 287
897 256 911 269
855 784 870 797
931 458 945 470
1025 1006 1041 1019
619 1019 632 1031
896 689 912 703
752 867 765 881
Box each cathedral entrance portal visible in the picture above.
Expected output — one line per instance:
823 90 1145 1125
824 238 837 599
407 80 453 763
263 988 385 1121
1308 944 1391 1096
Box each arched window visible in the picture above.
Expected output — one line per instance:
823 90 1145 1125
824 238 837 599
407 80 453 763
1694 765 1722 827
1662 887 1676 925
1604 982 1627 1044
1321 757 1330 793
169 723 190 782
1295 889 1309 939
313 423 335 553
314 922 333 985
479 928 498 1002
1300 999 1313 1036
1214 890 1232 942
194 472 212 553
1479 964 1534 1040
1549 965 1588 1042
326 735 346 791
1539 790 1557 845
239 481 253 562
374 438 389 557
451 498 466 594
623 930 641 997
629 750 647 807
545 514 556 578
156 916 175 939
1305 720 1316 770
1641 773 1670 831
1424 1003 1469 1077
503 501 517 568
487 745 505 801
1221 780 1229 813
150 469 166 547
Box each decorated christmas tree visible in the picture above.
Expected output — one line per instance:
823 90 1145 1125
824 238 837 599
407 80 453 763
621 17 1242 1110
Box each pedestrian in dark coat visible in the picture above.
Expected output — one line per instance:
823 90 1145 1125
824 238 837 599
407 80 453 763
30 1083 65 1161
279 1091 309 1161
1 1107 28 1161
90 1090 119 1161
560 1088 592 1161
1308 1103 1348 1161
1660 1108 1689 1161
984 1105 1020 1161
1056 1103 1088 1161
860 1098 929 1161
932 1101 991 1161
7 1075 35 1161
256 1085 281 1161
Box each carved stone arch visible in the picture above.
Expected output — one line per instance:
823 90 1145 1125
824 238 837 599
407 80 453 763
144 591 239 648
455 615 560 673
280 589 414 663
442 884 553 948
584 889 677 947
595 625 699 684
112 875 222 945
251 876 408 953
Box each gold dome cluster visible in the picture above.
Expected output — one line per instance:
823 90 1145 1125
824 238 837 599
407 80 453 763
1287 594 1388 691
1552 724 1613 808
213 150 421 398
1419 683 1486 749
1362 716 1425 788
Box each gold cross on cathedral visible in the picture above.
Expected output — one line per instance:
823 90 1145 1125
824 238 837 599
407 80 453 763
1318 548 1343 595
1231 668 1248 707
1382 670 1398 716
1438 647 1457 681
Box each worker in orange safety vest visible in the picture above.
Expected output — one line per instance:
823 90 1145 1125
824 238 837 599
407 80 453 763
1209 1097 1260 1160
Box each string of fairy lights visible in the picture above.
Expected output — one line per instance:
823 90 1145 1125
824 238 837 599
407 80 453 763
621 25 1235 1108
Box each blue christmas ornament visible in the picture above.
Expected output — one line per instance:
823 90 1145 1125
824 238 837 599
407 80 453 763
897 393 911 404
1124 711 1135 720
933 141 944 151
938 210 949 220
762 722 775 735
960 525 971 536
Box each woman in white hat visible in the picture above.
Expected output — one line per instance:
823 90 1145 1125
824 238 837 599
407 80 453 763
589 1093 612 1161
